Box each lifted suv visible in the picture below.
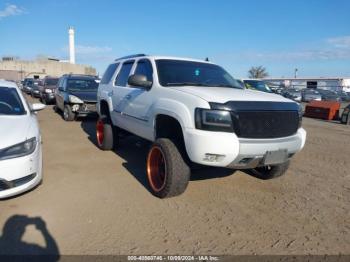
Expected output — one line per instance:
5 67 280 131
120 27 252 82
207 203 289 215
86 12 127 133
55 74 99 121
97 55 306 198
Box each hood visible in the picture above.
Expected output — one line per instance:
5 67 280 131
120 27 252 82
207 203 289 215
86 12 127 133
169 86 292 103
70 90 97 102
0 115 33 149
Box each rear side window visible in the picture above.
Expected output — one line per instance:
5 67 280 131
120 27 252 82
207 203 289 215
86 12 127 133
101 63 119 85
134 59 153 82
115 61 134 87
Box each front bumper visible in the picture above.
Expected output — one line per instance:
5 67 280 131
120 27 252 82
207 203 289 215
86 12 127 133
0 141 42 199
71 103 97 117
32 90 40 97
184 128 306 169
43 93 56 101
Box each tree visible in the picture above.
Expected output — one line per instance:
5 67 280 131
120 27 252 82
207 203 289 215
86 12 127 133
248 66 269 79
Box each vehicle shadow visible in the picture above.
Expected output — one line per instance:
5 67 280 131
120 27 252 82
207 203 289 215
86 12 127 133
0 215 60 259
80 119 151 192
80 119 238 192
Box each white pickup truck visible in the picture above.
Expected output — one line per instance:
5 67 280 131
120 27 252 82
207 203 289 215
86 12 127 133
97 54 306 198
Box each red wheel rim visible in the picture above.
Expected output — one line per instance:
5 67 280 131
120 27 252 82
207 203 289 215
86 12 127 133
147 146 167 192
96 120 104 146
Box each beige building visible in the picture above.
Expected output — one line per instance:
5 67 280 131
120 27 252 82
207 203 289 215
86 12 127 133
0 57 96 81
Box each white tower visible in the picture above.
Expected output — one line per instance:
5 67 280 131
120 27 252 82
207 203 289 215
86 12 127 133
68 26 75 64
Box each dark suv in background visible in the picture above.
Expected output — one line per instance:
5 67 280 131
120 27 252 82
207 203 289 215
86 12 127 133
39 76 59 104
25 79 41 96
54 74 99 121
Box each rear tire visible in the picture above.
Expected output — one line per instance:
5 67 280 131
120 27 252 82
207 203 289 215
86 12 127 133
147 138 190 198
250 161 290 179
63 105 75 121
96 115 118 150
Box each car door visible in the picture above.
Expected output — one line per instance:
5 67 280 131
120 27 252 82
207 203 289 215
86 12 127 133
120 59 155 140
111 60 135 130
56 78 66 110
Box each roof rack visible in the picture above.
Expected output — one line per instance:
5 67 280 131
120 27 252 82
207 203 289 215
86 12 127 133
115 54 147 61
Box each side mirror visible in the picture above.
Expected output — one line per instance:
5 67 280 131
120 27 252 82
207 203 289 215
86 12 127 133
31 103 46 112
128 74 152 89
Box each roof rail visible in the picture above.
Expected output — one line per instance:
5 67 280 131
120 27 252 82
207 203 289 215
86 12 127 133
64 73 97 78
115 54 147 61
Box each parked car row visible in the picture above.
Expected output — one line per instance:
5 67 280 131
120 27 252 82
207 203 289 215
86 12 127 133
21 74 100 121
238 79 350 103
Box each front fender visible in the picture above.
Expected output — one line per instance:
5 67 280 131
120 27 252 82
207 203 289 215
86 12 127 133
150 98 193 131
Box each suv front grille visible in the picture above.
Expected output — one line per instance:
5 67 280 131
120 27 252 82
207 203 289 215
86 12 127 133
235 111 299 139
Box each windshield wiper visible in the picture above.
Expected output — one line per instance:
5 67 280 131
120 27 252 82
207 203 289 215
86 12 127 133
209 84 242 89
165 82 210 87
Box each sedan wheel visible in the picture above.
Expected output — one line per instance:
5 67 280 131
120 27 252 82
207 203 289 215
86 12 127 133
63 105 75 121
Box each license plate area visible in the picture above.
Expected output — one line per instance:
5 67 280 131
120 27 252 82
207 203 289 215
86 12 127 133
263 149 288 165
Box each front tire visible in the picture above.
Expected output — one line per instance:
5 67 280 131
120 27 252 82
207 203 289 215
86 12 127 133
147 138 190 198
42 95 47 105
63 105 75 121
250 161 290 179
96 115 117 150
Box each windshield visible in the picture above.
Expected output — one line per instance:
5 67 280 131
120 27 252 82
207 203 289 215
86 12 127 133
244 80 273 93
156 60 242 89
304 89 320 94
45 78 58 86
289 90 300 95
67 79 98 92
319 89 335 95
0 87 26 115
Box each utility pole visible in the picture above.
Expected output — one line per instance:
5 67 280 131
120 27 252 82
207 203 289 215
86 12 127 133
294 68 298 79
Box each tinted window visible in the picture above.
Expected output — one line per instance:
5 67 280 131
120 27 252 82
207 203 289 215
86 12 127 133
101 63 119 84
0 87 26 115
67 79 98 91
244 80 272 93
156 60 242 89
45 78 58 86
134 59 153 82
57 78 63 88
115 61 134 87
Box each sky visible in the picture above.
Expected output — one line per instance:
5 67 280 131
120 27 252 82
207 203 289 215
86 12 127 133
1 0 350 78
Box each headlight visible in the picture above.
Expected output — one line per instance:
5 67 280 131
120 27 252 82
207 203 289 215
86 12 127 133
45 89 52 93
69 95 84 104
195 108 233 132
0 137 37 160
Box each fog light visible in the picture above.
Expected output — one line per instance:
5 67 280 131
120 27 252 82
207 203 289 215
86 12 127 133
72 104 80 112
203 153 225 162
239 158 253 164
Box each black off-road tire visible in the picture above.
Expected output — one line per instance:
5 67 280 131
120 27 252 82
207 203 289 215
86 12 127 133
63 104 75 121
96 115 118 150
250 161 290 180
147 138 190 198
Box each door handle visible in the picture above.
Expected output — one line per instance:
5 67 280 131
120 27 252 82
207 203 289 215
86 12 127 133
125 95 132 100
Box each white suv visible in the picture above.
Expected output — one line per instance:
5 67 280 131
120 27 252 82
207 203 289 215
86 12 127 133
97 54 306 198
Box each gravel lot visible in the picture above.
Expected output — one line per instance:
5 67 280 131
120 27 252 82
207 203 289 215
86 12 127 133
0 96 349 256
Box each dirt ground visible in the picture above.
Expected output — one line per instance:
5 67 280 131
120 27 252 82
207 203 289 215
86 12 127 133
0 96 349 256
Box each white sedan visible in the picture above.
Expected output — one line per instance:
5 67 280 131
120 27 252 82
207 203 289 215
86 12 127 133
0 79 45 199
